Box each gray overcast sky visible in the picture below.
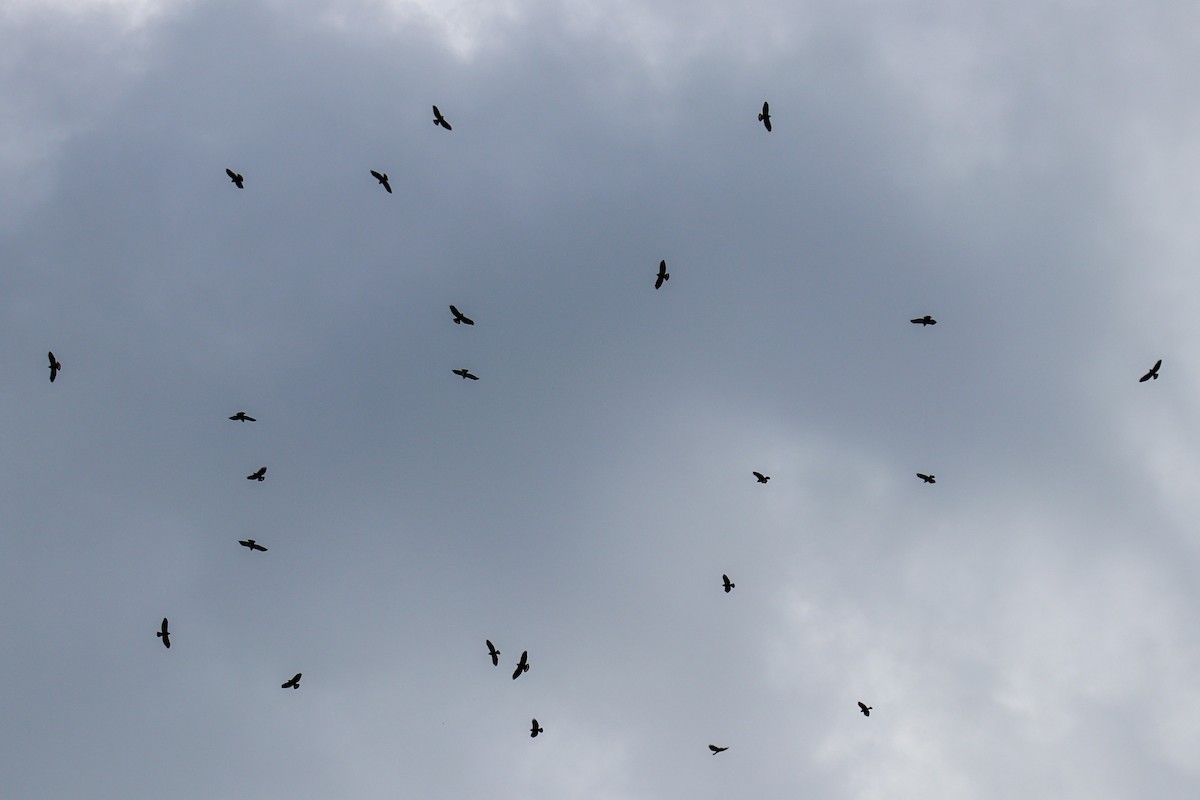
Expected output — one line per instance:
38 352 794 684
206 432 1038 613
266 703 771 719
3 0 1200 798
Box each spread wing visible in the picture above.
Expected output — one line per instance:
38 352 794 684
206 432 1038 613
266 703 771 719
371 170 384 181
753 472 765 480
226 168 236 179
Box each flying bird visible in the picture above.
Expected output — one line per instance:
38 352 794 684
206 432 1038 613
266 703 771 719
722 574 735 593
1139 359 1162 382
486 640 501 666
512 650 529 680
752 471 770 484
858 701 872 717
432 105 452 130
282 673 302 689
48 351 61 382
157 618 171 649
370 170 392 194
709 745 728 755
916 473 936 484
229 411 256 422
910 315 937 326
530 719 543 738
225 168 244 189
757 101 772 132
238 539 268 552
655 259 669 289
449 305 474 325
452 368 479 381
247 467 267 481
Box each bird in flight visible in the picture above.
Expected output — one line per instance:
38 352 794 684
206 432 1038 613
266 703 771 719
486 640 501 666
752 471 770 484
247 467 267 481
916 473 936 484
722 574 735 593
512 650 530 680
282 673 302 689
655 259 669 290
910 315 937 326
229 411 256 422
449 305 475 325
157 618 171 649
709 745 728 755
858 701 872 717
48 351 61 383
452 368 480 381
370 170 392 194
1139 359 1162 382
530 719 544 738
432 105 452 130
225 168 244 189
758 101 772 132
238 539 268 552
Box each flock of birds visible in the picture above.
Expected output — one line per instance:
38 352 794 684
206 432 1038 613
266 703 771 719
43 101 1169 759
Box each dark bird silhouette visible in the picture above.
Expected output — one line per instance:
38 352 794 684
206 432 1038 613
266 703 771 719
229 411 256 422
449 305 474 325
910 315 937 326
722 574 735 593
858 701 872 717
247 467 267 481
238 539 268 552
655 259 669 289
530 719 543 738
370 170 392 194
48 351 61 382
157 618 171 649
452 368 479 381
487 640 501 666
225 168 244 189
758 101 772 132
282 673 302 689
432 105 452 130
512 650 529 680
916 473 936 484
1139 359 1162 382
752 471 770 484
709 745 728 755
